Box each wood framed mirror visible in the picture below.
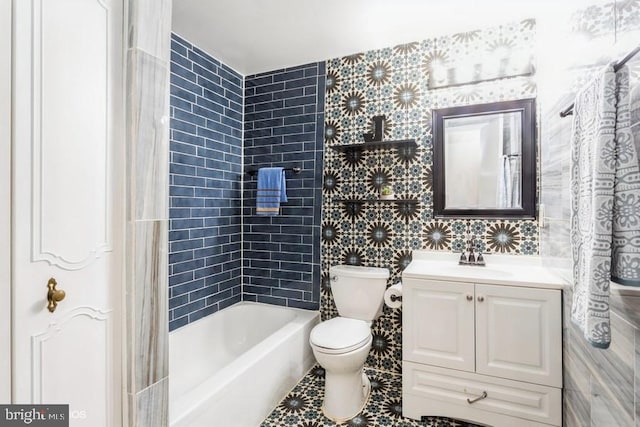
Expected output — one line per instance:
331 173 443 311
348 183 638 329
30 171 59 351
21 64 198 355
432 98 536 218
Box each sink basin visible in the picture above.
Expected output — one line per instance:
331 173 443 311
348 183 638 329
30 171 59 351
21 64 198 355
402 250 565 289
436 265 513 278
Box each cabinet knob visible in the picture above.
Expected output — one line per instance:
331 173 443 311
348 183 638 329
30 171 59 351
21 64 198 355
466 294 473 301
477 296 485 302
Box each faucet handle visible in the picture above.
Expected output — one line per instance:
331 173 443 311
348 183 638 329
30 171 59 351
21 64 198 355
476 252 485 266
459 251 468 264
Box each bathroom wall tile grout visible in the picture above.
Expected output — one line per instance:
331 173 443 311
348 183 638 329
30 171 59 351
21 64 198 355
242 63 325 310
168 33 244 331
169 33 326 326
240 52 247 306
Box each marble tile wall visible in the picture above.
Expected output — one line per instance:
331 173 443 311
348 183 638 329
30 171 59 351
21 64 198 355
538 0 640 425
563 287 640 426
124 0 172 425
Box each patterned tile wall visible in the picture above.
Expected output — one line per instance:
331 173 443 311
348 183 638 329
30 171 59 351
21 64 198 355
320 20 539 373
243 64 326 309
538 0 640 425
168 33 244 331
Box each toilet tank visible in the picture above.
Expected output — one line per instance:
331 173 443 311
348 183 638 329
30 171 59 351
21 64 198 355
330 265 390 321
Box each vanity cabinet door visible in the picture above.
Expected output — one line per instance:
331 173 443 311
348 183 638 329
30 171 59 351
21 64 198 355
475 284 562 387
403 279 475 372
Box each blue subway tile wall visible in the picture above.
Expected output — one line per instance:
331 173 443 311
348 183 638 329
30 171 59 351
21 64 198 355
169 33 243 331
243 63 326 310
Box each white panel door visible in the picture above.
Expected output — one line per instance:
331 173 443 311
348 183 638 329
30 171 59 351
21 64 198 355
12 1 124 426
475 284 562 387
0 0 12 405
403 278 475 372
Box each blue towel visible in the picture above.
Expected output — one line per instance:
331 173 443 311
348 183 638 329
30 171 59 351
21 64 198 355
256 167 287 216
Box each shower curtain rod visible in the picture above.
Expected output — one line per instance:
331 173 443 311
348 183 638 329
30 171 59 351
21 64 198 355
559 44 640 118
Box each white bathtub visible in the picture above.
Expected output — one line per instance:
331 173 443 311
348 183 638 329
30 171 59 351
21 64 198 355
169 301 319 427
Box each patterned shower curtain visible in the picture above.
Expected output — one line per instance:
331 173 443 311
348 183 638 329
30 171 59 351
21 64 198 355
570 64 640 349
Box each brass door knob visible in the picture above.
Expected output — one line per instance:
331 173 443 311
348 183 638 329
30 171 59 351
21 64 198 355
47 277 66 313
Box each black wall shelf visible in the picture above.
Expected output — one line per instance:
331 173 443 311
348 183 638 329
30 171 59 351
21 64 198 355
329 139 417 153
334 198 419 204
330 140 420 223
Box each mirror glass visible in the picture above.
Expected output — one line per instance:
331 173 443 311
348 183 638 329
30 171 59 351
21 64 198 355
433 99 536 218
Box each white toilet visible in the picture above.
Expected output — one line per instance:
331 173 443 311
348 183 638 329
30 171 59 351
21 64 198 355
309 264 389 422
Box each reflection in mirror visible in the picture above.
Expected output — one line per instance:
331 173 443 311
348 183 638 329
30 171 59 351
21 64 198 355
433 99 536 218
444 112 521 209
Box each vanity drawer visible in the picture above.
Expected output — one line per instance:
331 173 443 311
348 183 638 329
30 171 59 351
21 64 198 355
403 361 561 426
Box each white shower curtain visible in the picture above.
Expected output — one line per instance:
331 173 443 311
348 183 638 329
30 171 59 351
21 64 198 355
497 155 512 208
497 155 520 208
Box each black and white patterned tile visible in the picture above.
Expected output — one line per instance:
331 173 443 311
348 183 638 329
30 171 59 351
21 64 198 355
320 19 540 373
261 366 481 427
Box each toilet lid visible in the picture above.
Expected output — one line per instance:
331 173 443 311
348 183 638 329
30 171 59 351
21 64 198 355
310 317 371 351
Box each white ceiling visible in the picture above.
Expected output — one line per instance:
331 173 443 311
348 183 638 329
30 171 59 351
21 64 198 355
172 0 586 76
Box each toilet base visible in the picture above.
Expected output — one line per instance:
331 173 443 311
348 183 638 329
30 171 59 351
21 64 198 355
322 371 371 423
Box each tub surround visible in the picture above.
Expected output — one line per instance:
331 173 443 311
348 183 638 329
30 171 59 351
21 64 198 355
125 0 172 425
168 33 244 331
243 64 325 310
169 302 318 427
168 38 325 325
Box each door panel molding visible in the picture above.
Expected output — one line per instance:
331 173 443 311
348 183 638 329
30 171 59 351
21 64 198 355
30 0 113 270
31 307 113 425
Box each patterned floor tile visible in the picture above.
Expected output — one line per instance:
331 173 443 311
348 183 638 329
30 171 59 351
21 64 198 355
261 365 480 427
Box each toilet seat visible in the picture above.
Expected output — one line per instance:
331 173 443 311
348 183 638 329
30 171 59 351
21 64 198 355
310 317 371 354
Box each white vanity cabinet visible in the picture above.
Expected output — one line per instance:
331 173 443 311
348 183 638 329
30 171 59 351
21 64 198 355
474 283 561 386
401 253 564 427
403 280 476 372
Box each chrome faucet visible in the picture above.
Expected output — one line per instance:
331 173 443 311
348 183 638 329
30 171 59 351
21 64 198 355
459 239 485 266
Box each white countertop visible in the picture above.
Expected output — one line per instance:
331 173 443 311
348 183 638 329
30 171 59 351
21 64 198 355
402 251 565 290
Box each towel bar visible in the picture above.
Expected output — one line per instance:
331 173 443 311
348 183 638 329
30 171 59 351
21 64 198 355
559 44 640 117
245 167 301 177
